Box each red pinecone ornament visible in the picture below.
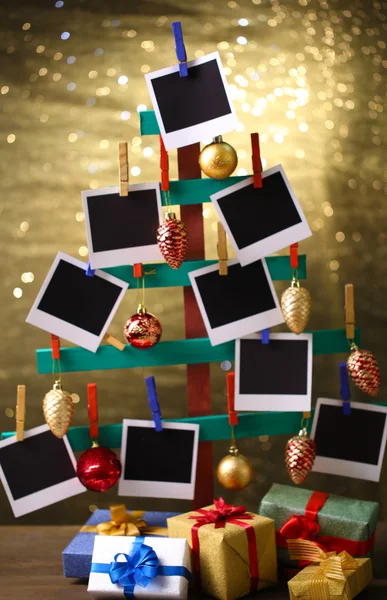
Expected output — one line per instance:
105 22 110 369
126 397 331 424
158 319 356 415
285 428 316 485
347 346 380 396
157 210 188 270
77 444 121 492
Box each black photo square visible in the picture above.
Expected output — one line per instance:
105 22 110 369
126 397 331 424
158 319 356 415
188 259 284 346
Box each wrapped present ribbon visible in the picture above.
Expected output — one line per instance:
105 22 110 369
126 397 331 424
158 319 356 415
189 497 259 593
287 538 371 600
81 505 168 537
276 491 375 558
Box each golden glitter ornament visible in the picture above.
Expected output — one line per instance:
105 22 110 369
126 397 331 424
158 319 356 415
285 426 316 485
198 135 238 179
281 275 312 334
43 380 74 438
216 444 253 491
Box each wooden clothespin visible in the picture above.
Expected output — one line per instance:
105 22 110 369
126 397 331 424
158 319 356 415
251 133 263 188
290 243 299 270
302 411 311 420
85 261 95 277
16 385 26 442
118 141 129 197
145 376 162 431
345 283 355 341
172 21 188 77
160 136 169 192
133 263 143 279
88 383 99 440
339 362 351 415
103 332 126 352
227 372 238 427
51 334 60 361
217 222 228 276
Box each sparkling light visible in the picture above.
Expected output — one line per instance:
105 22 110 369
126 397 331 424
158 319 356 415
118 75 128 85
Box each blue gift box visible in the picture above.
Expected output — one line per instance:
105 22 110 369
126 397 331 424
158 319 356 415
62 509 179 579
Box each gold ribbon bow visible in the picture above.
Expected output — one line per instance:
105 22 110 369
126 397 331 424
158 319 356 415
81 504 168 537
287 539 360 600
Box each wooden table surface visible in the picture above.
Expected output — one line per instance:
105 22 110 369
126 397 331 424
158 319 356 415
0 524 386 599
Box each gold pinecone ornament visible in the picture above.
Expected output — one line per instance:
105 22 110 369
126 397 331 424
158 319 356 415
285 427 316 485
157 210 188 270
43 380 74 438
281 277 312 334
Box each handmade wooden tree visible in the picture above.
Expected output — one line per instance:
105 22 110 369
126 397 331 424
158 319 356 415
31 108 360 507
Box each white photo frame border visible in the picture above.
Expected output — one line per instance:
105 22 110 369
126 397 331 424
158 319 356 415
311 397 387 482
210 165 312 267
119 419 199 500
188 258 284 346
0 424 86 518
82 183 164 269
235 332 313 412
26 252 128 353
145 52 238 152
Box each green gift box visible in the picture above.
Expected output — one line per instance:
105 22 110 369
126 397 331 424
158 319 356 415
258 483 378 568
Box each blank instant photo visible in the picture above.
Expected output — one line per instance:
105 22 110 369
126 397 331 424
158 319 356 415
0 424 86 517
145 51 238 151
119 419 199 500
188 258 284 346
26 252 128 353
311 398 387 482
235 333 312 412
211 165 312 267
82 183 163 269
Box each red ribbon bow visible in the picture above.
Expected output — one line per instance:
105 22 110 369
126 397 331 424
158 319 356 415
189 497 253 528
280 514 321 543
189 498 259 592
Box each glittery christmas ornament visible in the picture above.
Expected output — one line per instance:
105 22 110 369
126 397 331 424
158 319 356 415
43 380 74 438
285 427 316 485
77 442 121 492
157 210 188 270
124 303 162 349
281 277 312 334
199 135 238 179
216 445 253 491
347 345 380 396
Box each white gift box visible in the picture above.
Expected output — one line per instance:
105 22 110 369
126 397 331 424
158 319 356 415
88 535 191 599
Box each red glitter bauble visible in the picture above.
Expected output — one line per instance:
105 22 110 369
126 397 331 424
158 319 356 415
124 305 162 349
157 211 188 270
77 446 121 492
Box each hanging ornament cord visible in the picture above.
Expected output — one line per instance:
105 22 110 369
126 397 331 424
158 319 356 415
345 283 356 351
141 270 157 307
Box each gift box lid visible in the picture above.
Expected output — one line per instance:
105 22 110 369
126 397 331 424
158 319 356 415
259 483 379 542
63 509 179 579
88 535 191 599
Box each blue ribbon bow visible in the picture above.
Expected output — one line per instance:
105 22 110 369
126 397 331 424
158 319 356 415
109 543 159 597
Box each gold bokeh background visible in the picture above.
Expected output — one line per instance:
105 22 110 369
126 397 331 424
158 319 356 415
0 0 386 524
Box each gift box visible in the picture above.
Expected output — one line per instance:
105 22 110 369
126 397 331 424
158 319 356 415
259 483 379 568
63 505 177 579
167 497 277 600
87 535 191 599
287 539 373 599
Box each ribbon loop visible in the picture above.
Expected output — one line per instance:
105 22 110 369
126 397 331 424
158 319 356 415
109 543 159 595
81 505 168 538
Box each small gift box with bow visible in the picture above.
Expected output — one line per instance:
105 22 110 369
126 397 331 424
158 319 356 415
258 483 379 569
287 539 373 599
167 497 277 600
63 505 176 579
87 535 191 599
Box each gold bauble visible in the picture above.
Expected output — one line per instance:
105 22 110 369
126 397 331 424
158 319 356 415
198 135 237 180
281 278 312 334
216 445 253 491
43 380 74 438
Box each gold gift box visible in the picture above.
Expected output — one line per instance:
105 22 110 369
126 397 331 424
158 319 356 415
167 503 277 600
287 539 373 600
